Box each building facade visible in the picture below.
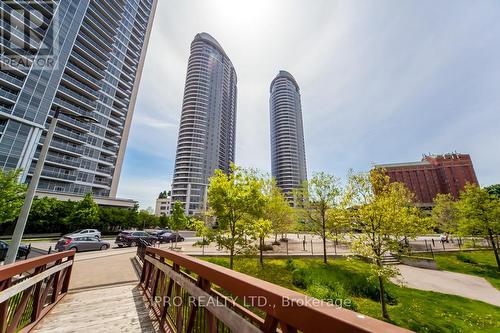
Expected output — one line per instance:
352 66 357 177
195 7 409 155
171 33 237 215
270 70 307 202
376 153 479 207
0 0 157 205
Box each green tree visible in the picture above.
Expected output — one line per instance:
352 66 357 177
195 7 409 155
344 168 428 320
432 193 459 234
206 164 266 269
65 193 100 230
485 184 500 199
456 184 500 269
28 197 75 233
254 218 273 266
138 210 158 230
0 169 26 224
294 172 342 264
262 178 294 241
170 201 187 248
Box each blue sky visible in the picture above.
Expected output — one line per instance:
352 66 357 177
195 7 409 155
117 0 500 209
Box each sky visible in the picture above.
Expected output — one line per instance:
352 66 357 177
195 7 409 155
117 0 500 209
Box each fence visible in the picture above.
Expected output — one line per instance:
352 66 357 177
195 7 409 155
139 247 410 333
0 250 75 333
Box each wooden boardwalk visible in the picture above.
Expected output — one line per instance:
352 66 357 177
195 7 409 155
32 283 157 333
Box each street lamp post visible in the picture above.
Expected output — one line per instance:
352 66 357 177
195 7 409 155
4 108 98 264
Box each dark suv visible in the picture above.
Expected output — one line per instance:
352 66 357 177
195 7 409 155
115 231 157 247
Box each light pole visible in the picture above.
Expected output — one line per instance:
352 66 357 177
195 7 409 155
5 108 98 264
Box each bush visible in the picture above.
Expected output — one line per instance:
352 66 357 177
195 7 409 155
291 269 308 289
285 259 297 271
307 282 358 311
456 253 478 264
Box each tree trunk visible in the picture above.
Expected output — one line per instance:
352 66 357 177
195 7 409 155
322 235 327 264
260 237 263 267
229 246 234 270
378 272 390 320
488 229 500 270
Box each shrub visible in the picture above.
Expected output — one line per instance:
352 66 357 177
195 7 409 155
456 253 478 264
285 259 296 271
307 282 358 311
291 269 307 289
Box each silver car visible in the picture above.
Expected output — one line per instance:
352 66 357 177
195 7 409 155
56 236 110 252
65 229 101 239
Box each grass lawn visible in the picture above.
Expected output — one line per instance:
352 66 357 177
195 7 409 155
204 257 500 333
433 250 500 290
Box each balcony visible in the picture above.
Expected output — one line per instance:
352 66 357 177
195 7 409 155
0 71 23 89
61 74 99 100
69 53 105 79
65 62 101 89
57 85 97 111
0 88 18 103
53 126 87 143
45 139 84 155
52 98 90 118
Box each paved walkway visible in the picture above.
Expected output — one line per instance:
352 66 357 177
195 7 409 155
32 284 157 332
393 265 500 306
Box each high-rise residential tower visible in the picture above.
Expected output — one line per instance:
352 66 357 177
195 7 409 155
171 33 237 215
270 70 307 202
0 0 157 207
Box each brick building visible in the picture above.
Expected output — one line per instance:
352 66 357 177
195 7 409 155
376 153 479 207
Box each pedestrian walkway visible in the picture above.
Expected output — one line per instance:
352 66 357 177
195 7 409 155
393 265 500 306
32 283 156 332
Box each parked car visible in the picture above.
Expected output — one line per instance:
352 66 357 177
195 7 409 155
0 240 30 261
55 236 110 252
64 229 101 239
115 231 157 247
157 231 184 244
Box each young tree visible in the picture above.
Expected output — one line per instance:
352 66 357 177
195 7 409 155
262 178 294 242
170 201 188 248
432 193 459 234
294 172 342 264
207 164 266 269
65 193 100 230
456 184 500 269
326 207 350 254
344 168 427 320
0 169 27 224
254 218 273 267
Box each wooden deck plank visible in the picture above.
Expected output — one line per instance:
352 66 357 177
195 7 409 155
32 283 157 333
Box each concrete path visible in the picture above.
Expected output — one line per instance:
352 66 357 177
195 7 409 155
393 265 500 307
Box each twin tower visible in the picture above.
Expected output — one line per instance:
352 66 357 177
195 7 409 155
171 33 307 215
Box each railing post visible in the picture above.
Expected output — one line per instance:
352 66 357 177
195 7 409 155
31 265 46 322
51 259 63 303
0 278 12 333
61 253 75 294
200 278 216 333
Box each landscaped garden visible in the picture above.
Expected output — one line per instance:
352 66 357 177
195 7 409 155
434 250 500 290
205 256 500 333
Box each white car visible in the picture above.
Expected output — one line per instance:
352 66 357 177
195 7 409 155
66 229 101 239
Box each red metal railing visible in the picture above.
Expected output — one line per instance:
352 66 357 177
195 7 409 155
140 247 411 333
0 250 75 333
